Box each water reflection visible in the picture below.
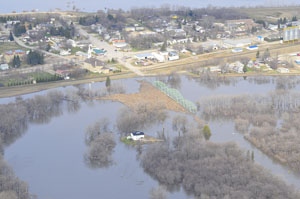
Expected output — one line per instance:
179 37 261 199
3 75 300 199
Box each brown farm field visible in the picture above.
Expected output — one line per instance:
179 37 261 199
242 6 300 22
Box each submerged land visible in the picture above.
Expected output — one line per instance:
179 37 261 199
2 5 300 199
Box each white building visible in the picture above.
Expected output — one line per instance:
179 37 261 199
127 131 145 141
277 67 289 73
168 51 179 61
223 39 252 48
135 53 154 60
67 39 77 47
0 64 9 70
152 52 165 62
113 42 128 48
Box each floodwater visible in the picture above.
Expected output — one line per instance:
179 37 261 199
3 75 300 199
1 0 300 13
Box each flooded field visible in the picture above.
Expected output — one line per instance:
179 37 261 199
2 75 300 199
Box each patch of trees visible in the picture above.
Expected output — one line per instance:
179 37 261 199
130 6 248 21
127 35 164 50
7 79 35 87
77 82 126 99
0 90 82 146
26 50 44 66
141 133 300 198
150 186 168 199
10 55 21 68
255 19 266 28
189 70 236 89
13 23 26 37
0 16 16 23
35 74 63 83
49 26 75 39
80 12 126 31
0 90 84 198
84 118 116 168
79 16 99 26
156 73 181 90
0 155 29 199
117 103 167 134
197 88 300 172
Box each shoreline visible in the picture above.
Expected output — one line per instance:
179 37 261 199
1 72 300 99
0 72 136 99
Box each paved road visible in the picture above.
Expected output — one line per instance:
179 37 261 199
75 24 144 76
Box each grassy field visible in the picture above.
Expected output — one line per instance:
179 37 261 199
0 42 27 54
120 137 136 146
242 7 300 23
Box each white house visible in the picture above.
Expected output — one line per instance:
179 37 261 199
168 51 179 61
127 131 145 141
0 64 9 70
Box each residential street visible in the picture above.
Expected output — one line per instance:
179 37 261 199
75 24 144 76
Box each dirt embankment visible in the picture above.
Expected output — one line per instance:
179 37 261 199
100 81 186 113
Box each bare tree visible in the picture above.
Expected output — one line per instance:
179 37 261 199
150 186 168 199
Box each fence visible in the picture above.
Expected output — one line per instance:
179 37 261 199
153 80 197 114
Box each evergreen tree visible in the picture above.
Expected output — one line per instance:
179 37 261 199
16 55 21 67
160 41 167 52
9 31 14 41
46 43 51 52
26 50 44 66
283 17 287 24
203 125 212 141
243 65 248 73
105 76 111 88
13 23 26 37
263 48 270 60
11 55 21 68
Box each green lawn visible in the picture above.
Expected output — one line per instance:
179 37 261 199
71 47 85 55
0 42 27 54
121 137 136 146
0 72 62 87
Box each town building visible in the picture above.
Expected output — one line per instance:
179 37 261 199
0 63 9 70
223 39 252 48
277 67 289 73
283 26 300 42
135 53 154 60
247 45 258 51
168 51 179 61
